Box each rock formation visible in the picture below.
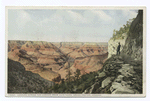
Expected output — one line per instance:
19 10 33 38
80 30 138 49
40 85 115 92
121 10 143 61
83 10 143 94
8 40 26 52
8 41 64 82
108 33 127 58
83 55 142 94
8 40 108 83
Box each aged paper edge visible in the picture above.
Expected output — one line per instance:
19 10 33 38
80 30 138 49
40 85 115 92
5 6 146 98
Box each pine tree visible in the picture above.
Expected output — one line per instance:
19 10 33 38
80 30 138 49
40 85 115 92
66 69 72 83
75 69 81 80
74 69 81 85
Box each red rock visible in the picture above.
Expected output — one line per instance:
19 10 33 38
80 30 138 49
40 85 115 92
8 41 108 83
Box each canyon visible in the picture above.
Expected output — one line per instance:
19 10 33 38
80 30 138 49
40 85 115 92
8 41 108 83
7 10 143 95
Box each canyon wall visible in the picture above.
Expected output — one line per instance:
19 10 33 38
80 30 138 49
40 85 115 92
121 10 143 61
108 33 127 58
8 41 108 84
83 10 143 94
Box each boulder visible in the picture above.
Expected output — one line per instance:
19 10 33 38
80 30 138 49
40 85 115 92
97 71 106 78
101 77 114 88
118 64 135 77
110 81 137 94
110 79 140 94
84 82 100 94
114 75 124 83
110 82 122 92
112 86 139 94
112 87 134 94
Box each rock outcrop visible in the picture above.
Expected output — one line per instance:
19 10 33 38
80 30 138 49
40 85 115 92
121 10 143 61
8 40 26 52
83 10 143 94
84 55 142 94
108 33 127 58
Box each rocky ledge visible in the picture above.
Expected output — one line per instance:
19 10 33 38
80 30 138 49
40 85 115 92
83 55 142 94
83 10 143 94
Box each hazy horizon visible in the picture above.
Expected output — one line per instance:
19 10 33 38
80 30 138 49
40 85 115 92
8 39 108 44
8 9 138 42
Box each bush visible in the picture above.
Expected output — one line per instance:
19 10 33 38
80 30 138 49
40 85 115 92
112 18 135 40
48 71 98 93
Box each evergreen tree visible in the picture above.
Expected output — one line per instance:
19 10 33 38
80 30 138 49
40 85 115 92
75 69 81 80
74 69 81 85
66 69 72 83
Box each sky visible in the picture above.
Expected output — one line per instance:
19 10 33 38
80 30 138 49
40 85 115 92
8 9 138 42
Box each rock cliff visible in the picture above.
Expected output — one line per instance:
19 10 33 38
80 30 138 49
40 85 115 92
121 10 143 61
108 33 127 58
83 10 143 94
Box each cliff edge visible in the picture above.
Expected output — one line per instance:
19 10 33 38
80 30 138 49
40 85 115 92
83 10 143 94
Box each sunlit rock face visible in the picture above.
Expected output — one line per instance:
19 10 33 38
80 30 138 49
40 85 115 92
108 33 127 58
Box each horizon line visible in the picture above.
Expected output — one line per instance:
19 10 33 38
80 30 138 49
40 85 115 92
8 39 108 43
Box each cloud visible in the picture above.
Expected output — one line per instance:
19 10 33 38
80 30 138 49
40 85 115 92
8 9 138 42
91 10 113 22
41 14 63 24
41 10 88 25
66 10 87 23
16 10 31 27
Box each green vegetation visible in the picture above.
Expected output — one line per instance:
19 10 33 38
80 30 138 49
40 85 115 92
48 70 98 93
112 18 135 40
65 69 72 83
